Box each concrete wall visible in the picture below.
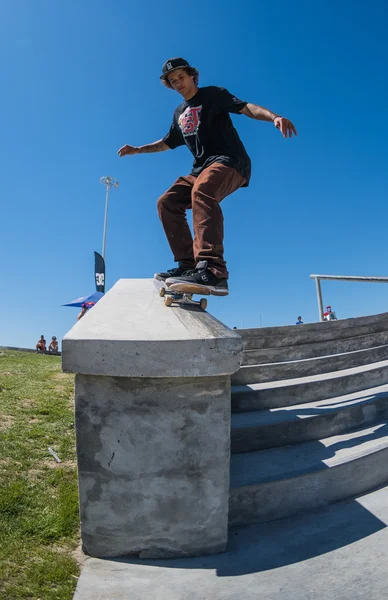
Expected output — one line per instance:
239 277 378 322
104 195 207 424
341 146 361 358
62 279 243 559
75 374 231 558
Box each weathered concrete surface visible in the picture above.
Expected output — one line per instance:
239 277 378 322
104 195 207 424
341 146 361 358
73 485 388 600
232 359 388 411
242 328 388 364
234 343 388 384
63 279 243 559
76 374 232 558
62 278 242 378
229 421 388 526
231 383 388 451
239 312 388 350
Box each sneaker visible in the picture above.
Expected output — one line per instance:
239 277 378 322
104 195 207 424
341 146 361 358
154 262 195 282
165 260 229 296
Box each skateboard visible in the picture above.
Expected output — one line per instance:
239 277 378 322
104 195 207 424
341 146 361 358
159 286 208 310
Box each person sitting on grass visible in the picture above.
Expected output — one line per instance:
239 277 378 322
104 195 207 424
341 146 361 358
48 336 59 353
36 335 46 353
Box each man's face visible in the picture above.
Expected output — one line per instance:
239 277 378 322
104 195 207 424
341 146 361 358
167 69 196 97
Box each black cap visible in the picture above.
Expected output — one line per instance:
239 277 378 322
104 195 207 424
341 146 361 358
160 57 190 80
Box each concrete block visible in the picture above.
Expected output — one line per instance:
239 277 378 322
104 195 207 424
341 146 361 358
62 279 242 378
76 374 231 558
63 278 243 559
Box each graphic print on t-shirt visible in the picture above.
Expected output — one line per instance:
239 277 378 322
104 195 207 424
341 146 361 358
178 105 202 136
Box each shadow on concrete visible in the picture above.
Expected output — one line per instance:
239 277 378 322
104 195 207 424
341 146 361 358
107 492 387 577
230 421 388 488
276 390 388 419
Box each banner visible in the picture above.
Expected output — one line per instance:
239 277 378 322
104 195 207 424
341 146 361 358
94 251 105 293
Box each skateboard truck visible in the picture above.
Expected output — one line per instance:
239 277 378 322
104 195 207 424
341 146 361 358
159 287 208 310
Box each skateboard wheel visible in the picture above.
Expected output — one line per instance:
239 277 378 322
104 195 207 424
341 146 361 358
165 295 173 307
200 298 207 310
159 287 165 297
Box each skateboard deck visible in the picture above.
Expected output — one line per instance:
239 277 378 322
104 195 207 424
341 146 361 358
159 285 208 310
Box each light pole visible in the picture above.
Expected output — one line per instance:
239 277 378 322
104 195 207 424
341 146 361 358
99 176 119 261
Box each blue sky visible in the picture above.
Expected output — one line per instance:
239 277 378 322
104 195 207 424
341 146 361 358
1 0 388 349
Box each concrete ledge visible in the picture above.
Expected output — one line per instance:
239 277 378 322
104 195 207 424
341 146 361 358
239 317 388 350
0 346 61 356
233 344 388 384
63 278 243 559
62 279 242 378
242 329 388 365
237 311 388 340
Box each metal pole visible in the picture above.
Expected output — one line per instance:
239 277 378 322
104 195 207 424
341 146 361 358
315 278 324 322
99 176 119 263
102 186 109 261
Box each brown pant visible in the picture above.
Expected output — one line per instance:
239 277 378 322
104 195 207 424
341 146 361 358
157 162 245 279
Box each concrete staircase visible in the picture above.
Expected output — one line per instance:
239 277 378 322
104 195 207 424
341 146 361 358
229 312 388 526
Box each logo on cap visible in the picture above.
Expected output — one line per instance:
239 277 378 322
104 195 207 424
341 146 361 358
166 62 173 70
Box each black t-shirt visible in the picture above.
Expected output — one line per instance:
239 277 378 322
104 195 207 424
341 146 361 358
163 86 251 186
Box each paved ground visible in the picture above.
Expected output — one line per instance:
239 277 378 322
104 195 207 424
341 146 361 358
74 486 388 600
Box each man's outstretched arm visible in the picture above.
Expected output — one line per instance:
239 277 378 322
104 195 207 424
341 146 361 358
118 139 170 157
240 103 297 138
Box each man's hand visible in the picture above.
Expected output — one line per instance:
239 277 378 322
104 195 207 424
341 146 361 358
274 117 297 139
117 144 140 157
117 140 169 156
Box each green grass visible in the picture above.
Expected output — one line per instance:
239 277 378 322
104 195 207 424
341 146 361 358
0 350 80 600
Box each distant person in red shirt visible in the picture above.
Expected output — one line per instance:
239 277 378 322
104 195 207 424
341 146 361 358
324 306 337 321
36 335 46 353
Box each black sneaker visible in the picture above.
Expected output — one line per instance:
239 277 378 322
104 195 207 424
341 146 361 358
154 262 195 282
165 261 229 296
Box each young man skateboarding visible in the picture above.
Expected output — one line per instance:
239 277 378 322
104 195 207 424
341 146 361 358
118 57 297 296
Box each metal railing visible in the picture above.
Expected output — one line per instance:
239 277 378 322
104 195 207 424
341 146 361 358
310 274 388 322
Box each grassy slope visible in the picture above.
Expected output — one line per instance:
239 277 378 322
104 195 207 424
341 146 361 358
0 350 80 600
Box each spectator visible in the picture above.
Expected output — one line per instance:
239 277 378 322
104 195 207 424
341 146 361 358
77 304 89 321
48 336 59 354
295 316 303 325
36 335 46 353
323 305 337 321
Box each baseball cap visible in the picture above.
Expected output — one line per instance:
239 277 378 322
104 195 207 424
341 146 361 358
160 57 191 80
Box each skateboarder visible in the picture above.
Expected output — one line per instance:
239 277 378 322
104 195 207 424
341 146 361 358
118 57 297 296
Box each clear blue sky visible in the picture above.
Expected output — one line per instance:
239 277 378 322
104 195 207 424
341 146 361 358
1 0 388 349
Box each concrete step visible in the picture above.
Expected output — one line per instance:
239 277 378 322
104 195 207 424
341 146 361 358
231 383 388 452
239 313 388 351
229 421 388 526
231 359 388 412
233 344 388 384
242 329 388 365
